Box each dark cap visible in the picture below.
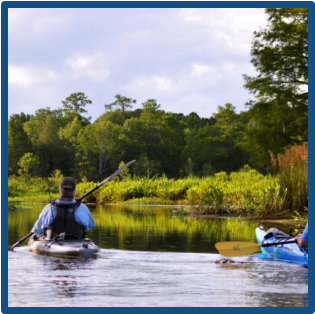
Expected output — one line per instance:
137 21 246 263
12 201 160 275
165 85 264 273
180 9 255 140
60 177 76 191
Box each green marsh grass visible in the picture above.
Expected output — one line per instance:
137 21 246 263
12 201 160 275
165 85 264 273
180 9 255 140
8 164 307 218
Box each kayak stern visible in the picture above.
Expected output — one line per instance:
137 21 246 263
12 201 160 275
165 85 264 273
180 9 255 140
28 237 100 259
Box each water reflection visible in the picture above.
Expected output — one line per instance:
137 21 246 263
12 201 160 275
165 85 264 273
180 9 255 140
53 276 77 298
8 204 308 307
33 256 95 299
8 203 303 253
91 204 261 253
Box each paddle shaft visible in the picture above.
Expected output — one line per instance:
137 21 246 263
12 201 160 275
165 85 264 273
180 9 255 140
9 232 34 251
261 239 297 247
76 160 136 201
9 160 136 251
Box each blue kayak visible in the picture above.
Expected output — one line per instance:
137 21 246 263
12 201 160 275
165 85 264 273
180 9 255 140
255 227 308 266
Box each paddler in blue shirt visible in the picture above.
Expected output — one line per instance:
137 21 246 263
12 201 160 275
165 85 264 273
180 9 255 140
295 223 308 248
31 177 95 240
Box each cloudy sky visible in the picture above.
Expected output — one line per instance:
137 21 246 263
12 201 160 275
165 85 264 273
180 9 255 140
8 7 268 121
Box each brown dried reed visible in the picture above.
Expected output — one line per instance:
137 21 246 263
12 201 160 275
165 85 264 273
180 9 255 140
269 142 308 213
269 142 308 170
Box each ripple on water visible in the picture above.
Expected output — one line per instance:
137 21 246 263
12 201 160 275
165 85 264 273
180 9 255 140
8 247 308 307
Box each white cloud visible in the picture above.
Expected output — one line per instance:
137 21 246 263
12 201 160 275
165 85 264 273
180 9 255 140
9 8 73 39
126 63 219 97
179 8 267 30
178 8 267 55
191 63 215 77
66 53 111 82
154 76 176 91
8 64 59 88
126 75 177 94
8 8 269 120
221 62 236 72
124 57 256 117
126 59 243 97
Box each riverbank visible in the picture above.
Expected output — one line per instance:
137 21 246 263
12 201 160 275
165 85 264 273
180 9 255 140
8 166 308 219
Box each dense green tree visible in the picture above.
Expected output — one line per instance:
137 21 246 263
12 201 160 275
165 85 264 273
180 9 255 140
180 112 215 130
105 94 136 113
158 113 186 177
213 103 240 140
183 122 221 176
121 115 162 176
58 116 85 176
74 118 124 180
141 98 161 112
183 104 249 175
23 108 70 176
212 104 250 172
119 100 185 177
95 110 128 126
75 124 99 180
18 152 40 178
58 116 83 145
61 92 92 124
92 120 124 176
8 113 32 174
244 8 308 167
7 98 254 179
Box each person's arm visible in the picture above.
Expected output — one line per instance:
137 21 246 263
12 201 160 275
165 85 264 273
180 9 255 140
75 203 95 231
295 223 308 248
31 204 56 237
300 223 308 242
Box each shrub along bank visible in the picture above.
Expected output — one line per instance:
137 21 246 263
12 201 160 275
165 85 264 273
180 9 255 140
8 165 308 218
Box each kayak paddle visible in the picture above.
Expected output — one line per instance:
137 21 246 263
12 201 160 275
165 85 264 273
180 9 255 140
9 160 136 251
76 160 136 201
9 232 34 251
215 239 297 257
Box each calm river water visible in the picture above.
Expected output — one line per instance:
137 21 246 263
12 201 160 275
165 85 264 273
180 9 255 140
7 204 308 307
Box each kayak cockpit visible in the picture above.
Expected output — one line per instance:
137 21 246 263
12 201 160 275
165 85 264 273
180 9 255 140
255 227 308 266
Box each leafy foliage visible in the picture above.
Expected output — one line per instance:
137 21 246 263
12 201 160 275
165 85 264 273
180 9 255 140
105 94 136 113
8 166 307 217
8 113 32 174
243 8 308 168
18 153 40 178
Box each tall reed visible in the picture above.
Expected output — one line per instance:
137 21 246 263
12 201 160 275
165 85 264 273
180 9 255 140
270 142 308 215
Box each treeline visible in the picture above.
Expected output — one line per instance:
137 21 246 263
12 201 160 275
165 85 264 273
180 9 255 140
9 96 250 180
8 8 308 182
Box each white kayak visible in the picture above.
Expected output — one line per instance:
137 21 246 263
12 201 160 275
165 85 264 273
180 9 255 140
28 236 100 259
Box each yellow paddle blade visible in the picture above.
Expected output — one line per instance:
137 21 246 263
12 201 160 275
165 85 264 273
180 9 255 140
215 241 262 257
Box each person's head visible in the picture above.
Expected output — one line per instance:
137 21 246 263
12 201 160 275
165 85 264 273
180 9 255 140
59 177 76 199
